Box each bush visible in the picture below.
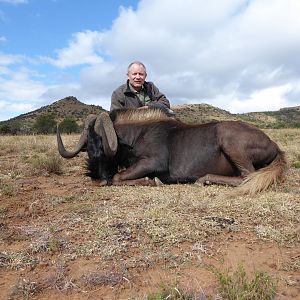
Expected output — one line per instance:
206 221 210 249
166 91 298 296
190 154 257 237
59 117 80 133
33 114 56 134
0 124 11 134
0 122 22 135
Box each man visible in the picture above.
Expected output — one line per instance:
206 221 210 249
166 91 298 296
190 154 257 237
110 61 174 115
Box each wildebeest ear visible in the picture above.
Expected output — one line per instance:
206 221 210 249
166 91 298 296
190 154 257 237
94 112 118 157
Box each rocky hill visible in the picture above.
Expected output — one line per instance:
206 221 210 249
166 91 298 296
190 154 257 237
0 96 106 134
0 96 299 134
236 106 300 128
8 96 105 124
172 103 239 124
173 103 300 128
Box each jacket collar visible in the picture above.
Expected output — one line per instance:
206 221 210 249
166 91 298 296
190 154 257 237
124 79 149 94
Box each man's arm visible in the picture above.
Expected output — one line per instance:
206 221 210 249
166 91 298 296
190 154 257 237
150 83 170 108
110 90 124 111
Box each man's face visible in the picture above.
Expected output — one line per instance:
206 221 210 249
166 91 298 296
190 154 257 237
127 64 147 91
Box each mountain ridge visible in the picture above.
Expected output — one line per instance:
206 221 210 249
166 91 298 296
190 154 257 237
172 102 300 128
0 96 299 134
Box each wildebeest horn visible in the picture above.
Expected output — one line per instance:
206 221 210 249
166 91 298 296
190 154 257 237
94 112 118 157
57 114 97 159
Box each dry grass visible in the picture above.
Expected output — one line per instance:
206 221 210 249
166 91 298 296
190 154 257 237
0 129 299 299
81 270 125 287
43 258 79 292
10 278 41 299
265 128 300 168
29 152 64 175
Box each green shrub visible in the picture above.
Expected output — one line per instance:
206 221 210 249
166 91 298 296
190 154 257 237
145 284 196 300
33 114 56 134
0 180 16 197
291 161 300 168
215 265 277 300
59 117 80 133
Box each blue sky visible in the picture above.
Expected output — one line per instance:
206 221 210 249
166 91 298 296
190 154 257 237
1 0 300 121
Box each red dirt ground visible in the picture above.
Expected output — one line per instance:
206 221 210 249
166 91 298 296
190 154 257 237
1 167 299 300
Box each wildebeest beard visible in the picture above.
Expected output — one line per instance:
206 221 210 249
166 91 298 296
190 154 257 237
86 124 118 182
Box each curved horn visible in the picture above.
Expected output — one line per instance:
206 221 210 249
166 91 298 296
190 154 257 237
57 114 97 159
94 112 118 157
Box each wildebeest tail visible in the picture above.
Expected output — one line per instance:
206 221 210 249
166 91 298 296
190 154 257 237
236 150 287 195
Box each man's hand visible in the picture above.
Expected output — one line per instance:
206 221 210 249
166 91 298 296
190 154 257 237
137 106 149 110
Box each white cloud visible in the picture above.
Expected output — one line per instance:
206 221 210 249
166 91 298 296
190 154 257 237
46 30 105 68
227 84 292 113
0 67 50 113
64 0 297 113
0 0 28 4
0 53 25 65
0 101 33 112
1 0 300 121
98 0 300 112
1 76 45 100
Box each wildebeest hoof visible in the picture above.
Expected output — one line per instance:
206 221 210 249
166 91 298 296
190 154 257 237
195 177 207 186
154 177 163 186
195 177 212 186
99 179 108 186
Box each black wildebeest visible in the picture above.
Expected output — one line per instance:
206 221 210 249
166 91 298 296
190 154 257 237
57 108 287 194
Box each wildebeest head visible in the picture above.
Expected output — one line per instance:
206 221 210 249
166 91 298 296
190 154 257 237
57 108 172 184
57 112 118 184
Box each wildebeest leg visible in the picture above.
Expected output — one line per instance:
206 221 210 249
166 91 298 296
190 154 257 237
196 174 243 187
221 149 255 177
112 177 158 186
112 159 162 186
220 134 257 176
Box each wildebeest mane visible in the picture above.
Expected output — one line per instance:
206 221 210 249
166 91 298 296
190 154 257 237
112 108 170 125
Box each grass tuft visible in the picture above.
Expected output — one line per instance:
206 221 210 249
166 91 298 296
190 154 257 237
43 258 79 292
291 161 300 168
81 270 125 287
136 282 211 300
282 257 300 272
30 152 64 175
30 226 66 254
10 278 40 299
215 265 277 300
0 178 16 197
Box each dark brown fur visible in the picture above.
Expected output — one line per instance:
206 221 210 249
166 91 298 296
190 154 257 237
58 108 287 194
107 111 287 194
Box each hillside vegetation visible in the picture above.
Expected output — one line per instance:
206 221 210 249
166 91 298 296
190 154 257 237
0 96 106 134
173 103 300 128
236 106 300 128
172 103 238 124
0 96 299 134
